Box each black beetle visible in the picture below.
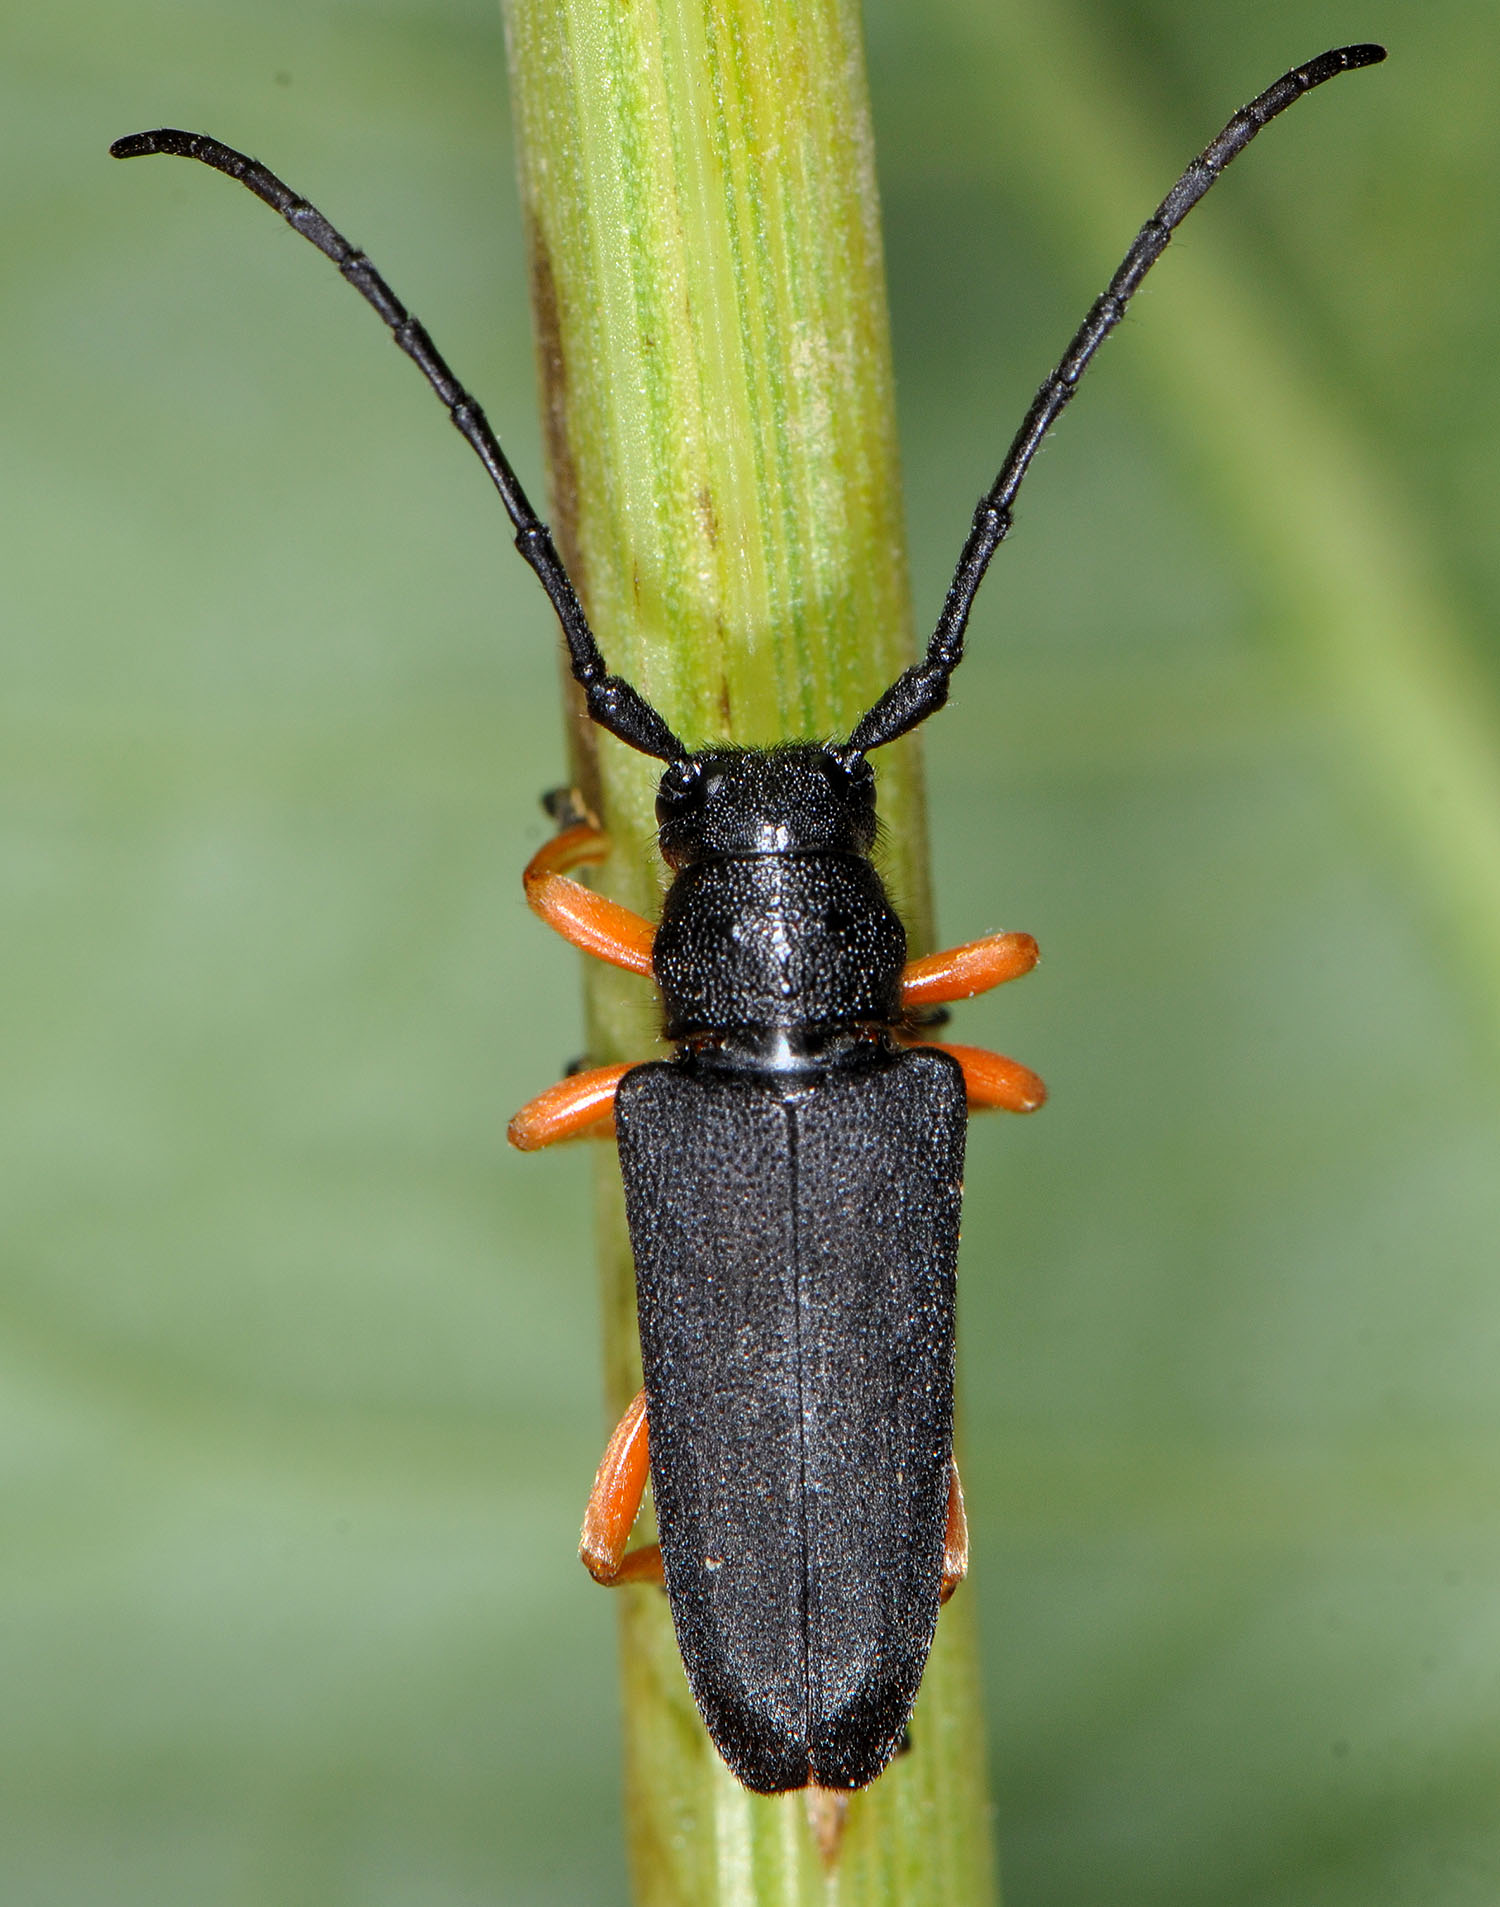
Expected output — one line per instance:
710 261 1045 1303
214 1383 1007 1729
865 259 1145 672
112 40 1385 1796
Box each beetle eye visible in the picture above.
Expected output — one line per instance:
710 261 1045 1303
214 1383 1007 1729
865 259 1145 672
655 758 704 820
821 748 872 797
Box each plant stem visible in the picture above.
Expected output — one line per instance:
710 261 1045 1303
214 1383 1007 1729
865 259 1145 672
500 0 999 1898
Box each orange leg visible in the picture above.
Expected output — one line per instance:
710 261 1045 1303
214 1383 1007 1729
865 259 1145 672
580 1388 664 1588
901 930 1038 1009
524 824 656 976
507 1062 631 1152
903 1038 1047 1113
940 1460 969 1604
944 1041 1048 1113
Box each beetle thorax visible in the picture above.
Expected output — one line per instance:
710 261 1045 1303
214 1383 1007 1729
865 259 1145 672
650 745 905 1056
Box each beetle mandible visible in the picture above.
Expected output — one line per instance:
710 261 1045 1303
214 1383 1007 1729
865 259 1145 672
113 39 1386 1795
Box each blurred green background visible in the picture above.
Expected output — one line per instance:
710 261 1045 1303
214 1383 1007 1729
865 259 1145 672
4 0 1499 1901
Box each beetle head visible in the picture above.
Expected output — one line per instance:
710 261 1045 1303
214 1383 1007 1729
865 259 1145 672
655 744 876 868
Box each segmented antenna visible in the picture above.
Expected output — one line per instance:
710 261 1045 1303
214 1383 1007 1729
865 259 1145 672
110 129 686 765
846 42 1386 756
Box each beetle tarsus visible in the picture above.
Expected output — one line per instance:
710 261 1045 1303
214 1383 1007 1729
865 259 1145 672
602 1543 666 1589
541 785 601 834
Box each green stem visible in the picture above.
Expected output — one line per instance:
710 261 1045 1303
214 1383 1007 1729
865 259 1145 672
500 1 998 1899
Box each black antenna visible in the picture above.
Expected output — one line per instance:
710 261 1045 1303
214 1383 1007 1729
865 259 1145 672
846 42 1387 757
110 129 686 766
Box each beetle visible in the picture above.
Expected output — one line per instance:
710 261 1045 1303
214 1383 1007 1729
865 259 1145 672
113 40 1385 1796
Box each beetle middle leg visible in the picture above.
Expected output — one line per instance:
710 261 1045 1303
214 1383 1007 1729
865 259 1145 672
939 1041 1047 1113
507 1062 631 1150
897 1036 1047 1113
580 1388 664 1588
524 822 656 975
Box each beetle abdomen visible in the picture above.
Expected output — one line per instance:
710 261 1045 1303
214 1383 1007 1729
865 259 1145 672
616 1046 965 1792
653 855 905 1041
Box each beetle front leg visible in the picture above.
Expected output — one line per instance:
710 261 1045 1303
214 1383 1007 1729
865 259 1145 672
940 1460 969 1605
580 1388 664 1588
507 1062 631 1151
901 929 1038 1009
524 822 656 975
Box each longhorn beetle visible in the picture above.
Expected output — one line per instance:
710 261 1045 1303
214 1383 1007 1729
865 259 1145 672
114 41 1386 1796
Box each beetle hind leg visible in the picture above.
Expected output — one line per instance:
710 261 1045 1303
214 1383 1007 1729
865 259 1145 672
580 1388 664 1588
940 1460 969 1604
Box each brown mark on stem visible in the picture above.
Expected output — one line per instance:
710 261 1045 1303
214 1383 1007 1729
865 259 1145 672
804 1785 851 1867
696 484 719 548
526 221 601 809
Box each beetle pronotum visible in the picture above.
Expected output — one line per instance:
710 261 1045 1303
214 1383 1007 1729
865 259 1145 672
114 39 1385 1794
